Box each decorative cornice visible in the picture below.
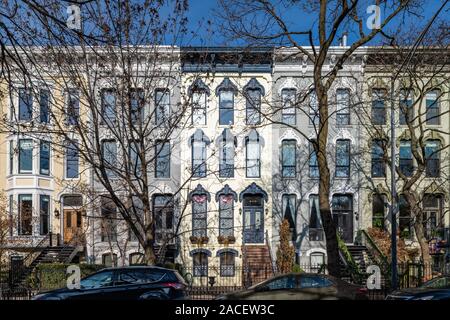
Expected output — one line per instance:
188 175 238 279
215 77 238 96
215 184 238 202
187 78 210 96
243 78 265 95
216 248 239 257
189 248 212 257
188 184 211 202
239 182 268 202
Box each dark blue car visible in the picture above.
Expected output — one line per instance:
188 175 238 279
32 266 188 300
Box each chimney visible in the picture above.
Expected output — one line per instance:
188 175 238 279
341 32 348 47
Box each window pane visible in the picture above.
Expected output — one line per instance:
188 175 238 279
156 141 170 178
335 140 350 177
309 195 323 241
246 139 260 177
19 194 33 235
246 89 261 125
40 195 50 235
192 195 207 237
130 89 144 123
426 91 439 125
19 139 33 173
192 141 206 177
282 140 296 177
40 141 50 175
102 140 117 178
192 92 206 125
372 194 385 229
219 195 234 237
101 90 116 125
40 89 50 123
336 89 350 125
156 90 170 125
219 91 234 125
371 139 385 177
371 89 386 125
281 89 296 125
309 143 319 178
19 88 33 121
67 89 80 125
425 140 440 177
66 140 79 178
101 196 117 241
399 141 413 177
220 252 235 277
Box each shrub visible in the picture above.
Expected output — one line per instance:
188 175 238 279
28 263 105 291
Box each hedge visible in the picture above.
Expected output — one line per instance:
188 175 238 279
27 263 105 291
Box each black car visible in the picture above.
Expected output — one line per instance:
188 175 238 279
386 275 450 300
32 266 188 300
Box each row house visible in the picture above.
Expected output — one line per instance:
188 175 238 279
0 46 449 279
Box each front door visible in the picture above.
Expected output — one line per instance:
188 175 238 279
332 211 353 243
64 209 83 244
243 206 264 244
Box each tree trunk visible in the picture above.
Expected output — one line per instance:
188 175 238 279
413 209 432 266
316 91 340 277
144 228 156 265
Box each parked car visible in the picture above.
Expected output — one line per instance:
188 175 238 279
386 275 450 300
32 266 188 300
216 273 369 300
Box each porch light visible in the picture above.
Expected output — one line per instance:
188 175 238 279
54 208 60 218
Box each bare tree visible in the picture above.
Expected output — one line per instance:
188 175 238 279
217 0 420 276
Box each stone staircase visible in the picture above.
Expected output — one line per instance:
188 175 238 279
242 245 274 287
10 245 79 289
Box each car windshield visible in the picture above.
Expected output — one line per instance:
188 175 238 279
80 271 114 289
118 269 170 284
421 276 450 289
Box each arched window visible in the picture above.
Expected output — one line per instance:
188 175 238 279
244 78 264 125
310 252 325 272
281 140 296 178
190 249 210 277
309 142 319 178
423 194 443 239
281 88 296 125
216 185 237 237
153 195 174 244
190 129 210 178
371 88 387 125
189 79 210 125
218 129 236 178
129 252 144 266
189 185 210 238
309 195 323 241
216 78 237 125
245 130 261 178
102 253 117 267
219 251 236 277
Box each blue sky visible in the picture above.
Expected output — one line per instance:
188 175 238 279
182 0 449 46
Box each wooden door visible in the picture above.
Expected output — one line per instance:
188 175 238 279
64 209 83 244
